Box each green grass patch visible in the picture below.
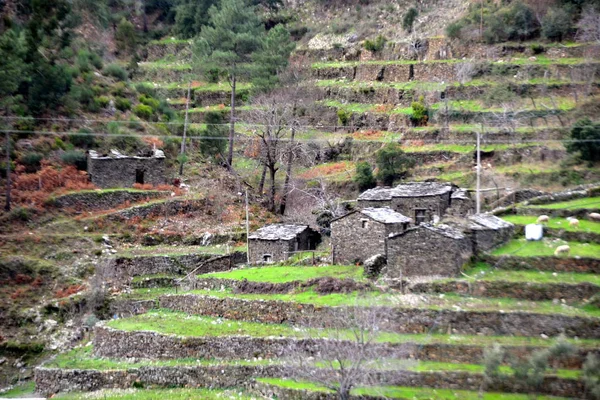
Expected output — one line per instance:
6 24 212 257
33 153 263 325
491 238 600 258
118 244 246 258
148 38 190 45
501 215 600 234
0 381 36 398
198 264 363 283
106 309 600 348
138 61 191 71
54 388 253 399
464 262 600 286
524 197 600 210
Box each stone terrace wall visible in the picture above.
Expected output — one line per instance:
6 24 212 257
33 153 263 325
481 255 600 274
106 198 207 221
159 294 600 338
51 190 168 212
93 326 594 369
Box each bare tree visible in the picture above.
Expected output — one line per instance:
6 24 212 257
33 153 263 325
455 60 477 85
283 305 412 400
577 6 600 44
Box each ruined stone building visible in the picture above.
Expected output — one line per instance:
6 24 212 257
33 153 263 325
357 182 471 224
248 224 321 264
87 149 166 188
331 207 412 264
385 224 473 279
447 213 515 254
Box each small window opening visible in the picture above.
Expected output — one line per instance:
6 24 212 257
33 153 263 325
361 220 369 229
135 169 145 184
415 209 427 225
263 254 272 263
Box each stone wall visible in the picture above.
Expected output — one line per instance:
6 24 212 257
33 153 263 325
481 255 600 274
88 156 166 189
331 212 405 264
93 325 595 368
50 190 168 212
469 224 514 253
391 193 451 223
249 239 293 264
158 294 600 338
105 198 207 221
386 228 473 278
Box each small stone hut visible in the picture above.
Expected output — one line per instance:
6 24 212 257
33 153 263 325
385 224 473 279
446 189 473 217
248 224 320 264
87 149 166 188
357 182 460 225
331 207 412 265
465 214 514 253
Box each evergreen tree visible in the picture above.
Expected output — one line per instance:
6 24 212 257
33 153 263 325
200 111 228 161
567 118 600 162
0 29 26 111
174 0 218 39
251 24 295 91
375 143 415 186
354 161 376 191
193 0 264 168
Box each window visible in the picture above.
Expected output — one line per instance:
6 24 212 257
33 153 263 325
263 254 272 263
361 220 369 229
415 209 427 225
135 169 145 184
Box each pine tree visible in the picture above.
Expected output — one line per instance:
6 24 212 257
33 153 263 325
251 24 295 92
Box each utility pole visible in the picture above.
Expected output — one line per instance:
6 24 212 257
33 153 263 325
476 126 482 214
179 82 192 176
245 188 250 264
4 131 11 212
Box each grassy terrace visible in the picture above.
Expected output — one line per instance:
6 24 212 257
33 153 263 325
105 310 600 348
187 105 254 113
258 378 570 399
198 265 364 282
117 244 247 258
491 238 600 258
312 56 598 69
141 81 252 92
464 262 600 286
523 197 600 210
55 389 253 400
124 287 600 317
138 61 191 70
46 347 579 379
501 215 600 234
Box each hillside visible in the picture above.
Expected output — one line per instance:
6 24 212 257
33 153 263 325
1 0 600 398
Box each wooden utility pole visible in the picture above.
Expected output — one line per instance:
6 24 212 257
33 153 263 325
476 126 482 214
279 122 296 215
245 188 250 264
179 82 192 176
4 131 11 212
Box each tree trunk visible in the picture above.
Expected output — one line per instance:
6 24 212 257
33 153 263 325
227 73 237 169
179 82 192 176
258 163 267 194
4 131 10 212
279 125 295 215
268 165 276 212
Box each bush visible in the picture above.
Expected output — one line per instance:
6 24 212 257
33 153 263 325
115 97 131 111
337 109 352 126
61 150 87 170
115 18 137 55
20 152 43 171
95 96 110 108
446 22 463 39
567 118 600 163
354 161 376 191
103 64 128 81
139 94 160 110
583 354 600 399
200 111 227 160
403 7 418 33
530 44 545 54
363 35 387 52
134 83 156 97
133 104 154 120
542 7 572 42
410 97 429 126
69 128 96 148
375 143 415 186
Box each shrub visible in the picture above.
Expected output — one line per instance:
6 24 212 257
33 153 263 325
95 96 110 108
61 151 87 170
410 97 429 126
337 109 352 126
542 7 572 42
375 143 415 186
566 118 600 163
115 97 131 111
134 83 156 97
139 94 160 110
103 64 128 81
20 152 43 171
354 161 376 191
115 18 137 55
530 44 545 54
446 21 463 39
69 128 96 148
200 111 227 160
403 7 418 33
363 35 387 52
583 354 600 399
89 51 103 70
133 104 154 120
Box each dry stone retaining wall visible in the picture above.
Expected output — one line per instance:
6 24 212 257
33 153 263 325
106 199 207 221
50 190 168 212
482 255 600 274
158 294 600 338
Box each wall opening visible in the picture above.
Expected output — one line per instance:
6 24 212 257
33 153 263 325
135 169 145 184
263 254 273 263
361 220 369 229
415 209 426 225
408 65 414 81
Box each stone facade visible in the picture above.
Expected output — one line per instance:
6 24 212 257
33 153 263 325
386 224 473 278
331 208 411 264
248 224 320 264
87 149 166 188
466 214 515 253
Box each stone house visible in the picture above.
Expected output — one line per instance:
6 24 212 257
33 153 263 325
456 214 515 253
385 224 473 279
331 207 412 265
357 182 466 224
248 224 320 264
87 149 166 188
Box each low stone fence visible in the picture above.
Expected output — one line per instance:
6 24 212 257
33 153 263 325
509 224 600 243
159 294 600 338
92 326 593 369
511 207 600 219
106 198 207 221
188 277 377 294
409 280 599 304
35 364 585 398
481 254 600 274
109 299 157 317
50 190 168 212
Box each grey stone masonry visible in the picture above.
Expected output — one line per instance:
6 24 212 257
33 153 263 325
331 208 411 264
87 149 166 188
248 224 320 264
386 224 473 278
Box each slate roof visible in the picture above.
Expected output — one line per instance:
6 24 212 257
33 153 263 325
358 182 453 201
88 149 165 159
451 189 470 200
248 224 310 241
360 207 412 224
468 214 514 231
